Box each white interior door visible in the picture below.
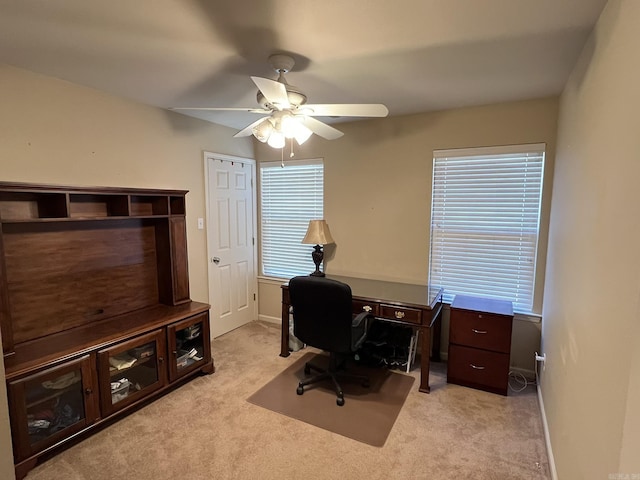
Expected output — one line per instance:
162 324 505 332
205 153 257 338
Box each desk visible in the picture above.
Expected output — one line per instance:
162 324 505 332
280 275 443 393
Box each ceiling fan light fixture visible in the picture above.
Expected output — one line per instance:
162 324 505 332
280 114 301 139
267 130 286 149
173 54 388 147
293 123 313 145
252 118 273 143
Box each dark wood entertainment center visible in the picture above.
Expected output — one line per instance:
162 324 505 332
0 182 214 479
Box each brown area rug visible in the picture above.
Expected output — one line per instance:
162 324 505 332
247 352 414 447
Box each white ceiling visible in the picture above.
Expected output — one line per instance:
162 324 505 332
0 0 608 131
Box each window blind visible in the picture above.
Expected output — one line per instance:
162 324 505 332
260 159 324 278
429 144 545 313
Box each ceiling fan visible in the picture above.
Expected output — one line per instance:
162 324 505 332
171 54 389 148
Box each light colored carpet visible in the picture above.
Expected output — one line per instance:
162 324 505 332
248 351 414 446
26 320 551 479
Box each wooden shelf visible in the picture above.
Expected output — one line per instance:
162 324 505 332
0 183 186 223
0 192 67 221
130 195 169 216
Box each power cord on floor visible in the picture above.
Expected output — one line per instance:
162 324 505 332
508 370 538 392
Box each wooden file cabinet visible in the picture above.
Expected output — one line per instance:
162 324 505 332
447 295 513 395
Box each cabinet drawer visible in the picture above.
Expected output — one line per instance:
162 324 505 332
379 305 421 324
447 344 509 395
450 309 512 353
352 300 379 316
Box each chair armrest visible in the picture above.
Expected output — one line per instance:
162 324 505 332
352 311 372 328
351 312 373 351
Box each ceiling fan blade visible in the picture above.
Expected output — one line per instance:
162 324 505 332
170 107 271 114
251 76 291 110
300 117 344 140
233 117 269 138
301 104 389 117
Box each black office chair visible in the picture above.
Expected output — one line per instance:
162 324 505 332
289 275 372 406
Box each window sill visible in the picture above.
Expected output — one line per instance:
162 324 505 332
258 276 289 286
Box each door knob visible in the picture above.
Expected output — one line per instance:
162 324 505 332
212 257 220 264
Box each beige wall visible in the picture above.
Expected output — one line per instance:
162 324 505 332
257 97 557 372
542 0 640 477
0 64 253 472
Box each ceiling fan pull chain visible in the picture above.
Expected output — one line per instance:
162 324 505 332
290 138 295 159
281 146 285 168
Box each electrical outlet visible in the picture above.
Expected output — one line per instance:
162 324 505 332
535 352 546 371
197 218 204 230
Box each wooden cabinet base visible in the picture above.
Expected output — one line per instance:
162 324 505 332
0 183 214 479
447 295 514 396
12 360 213 480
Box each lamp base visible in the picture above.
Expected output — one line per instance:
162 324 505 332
310 244 325 277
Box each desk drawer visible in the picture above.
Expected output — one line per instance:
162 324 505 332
447 344 509 395
352 300 379 316
379 305 422 324
450 309 512 353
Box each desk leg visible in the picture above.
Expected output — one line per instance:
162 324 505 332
280 300 290 357
419 326 431 393
432 310 442 362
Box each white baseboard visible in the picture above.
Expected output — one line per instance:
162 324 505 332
258 314 281 324
537 383 558 480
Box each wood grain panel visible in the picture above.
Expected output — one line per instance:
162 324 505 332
447 344 510 395
0 226 14 354
449 309 513 353
169 217 189 304
3 220 160 343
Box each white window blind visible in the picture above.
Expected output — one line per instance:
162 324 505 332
429 144 545 313
260 159 324 278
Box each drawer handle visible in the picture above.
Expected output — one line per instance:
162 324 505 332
470 364 486 370
472 329 488 334
362 305 372 313
394 311 405 319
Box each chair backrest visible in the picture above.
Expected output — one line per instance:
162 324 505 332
289 276 354 353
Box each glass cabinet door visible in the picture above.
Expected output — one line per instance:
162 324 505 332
7 355 98 461
97 330 167 416
167 313 211 382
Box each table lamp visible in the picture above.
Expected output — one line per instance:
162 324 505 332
301 219 335 277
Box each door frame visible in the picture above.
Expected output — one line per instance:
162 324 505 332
203 152 258 338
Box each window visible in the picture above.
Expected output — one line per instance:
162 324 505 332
429 144 545 313
260 159 324 278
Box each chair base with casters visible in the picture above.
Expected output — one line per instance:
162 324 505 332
289 275 373 407
296 352 369 406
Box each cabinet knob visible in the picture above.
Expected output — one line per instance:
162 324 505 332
469 364 486 370
394 311 405 319
362 305 372 313
158 356 164 363
172 350 178 355
472 329 488 334
85 388 92 395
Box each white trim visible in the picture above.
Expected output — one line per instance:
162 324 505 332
258 314 281 324
434 142 547 158
537 383 558 480
260 157 323 168
203 151 259 329
258 275 288 285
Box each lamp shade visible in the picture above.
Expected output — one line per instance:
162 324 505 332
302 220 334 245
